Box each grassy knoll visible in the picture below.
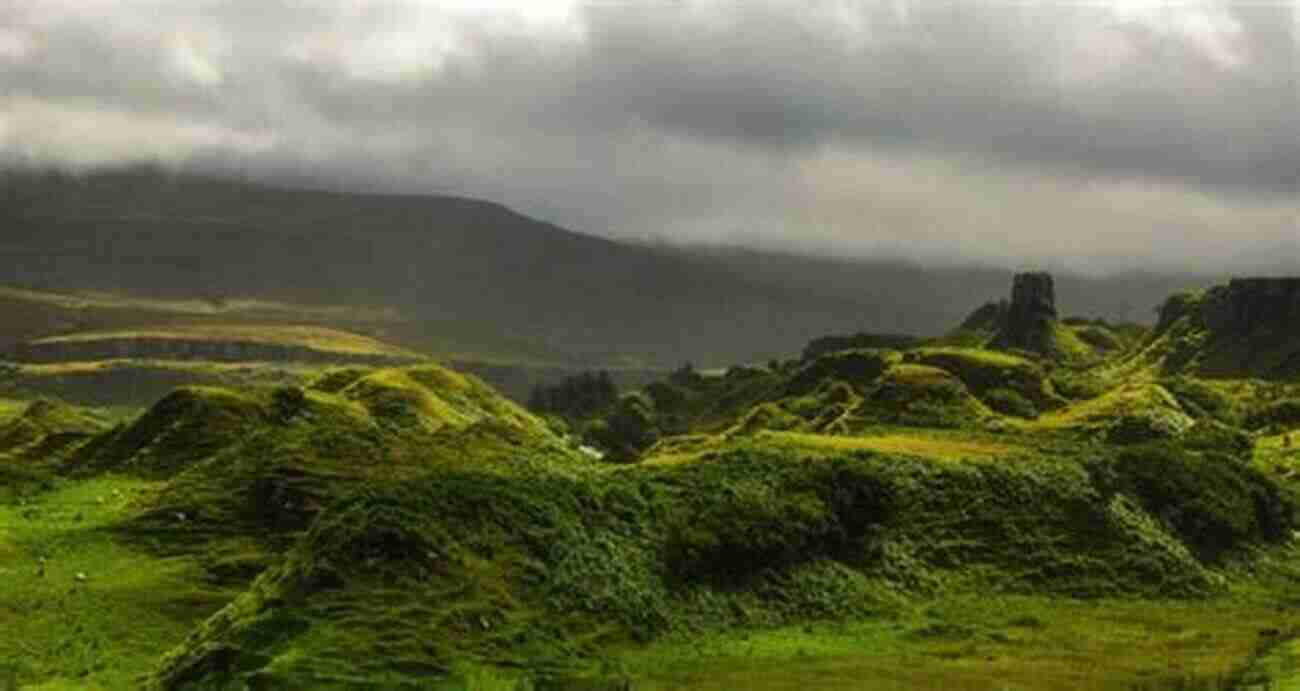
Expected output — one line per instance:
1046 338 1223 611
0 475 242 689
6 332 1300 690
140 437 1297 688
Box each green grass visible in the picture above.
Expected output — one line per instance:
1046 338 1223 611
618 593 1300 690
0 476 241 689
0 398 28 424
758 430 1024 463
140 436 1300 687
8 345 1300 690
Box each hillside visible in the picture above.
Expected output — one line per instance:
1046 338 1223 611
5 280 1300 687
1124 278 1300 380
0 167 1215 367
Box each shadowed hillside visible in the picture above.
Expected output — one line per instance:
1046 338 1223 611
1 167 1216 367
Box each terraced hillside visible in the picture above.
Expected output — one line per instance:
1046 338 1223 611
0 284 662 406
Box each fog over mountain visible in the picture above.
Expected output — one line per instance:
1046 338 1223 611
2 1 1296 275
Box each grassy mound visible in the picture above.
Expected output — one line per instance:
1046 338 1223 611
99 365 584 558
852 364 990 429
784 349 897 397
0 398 106 461
906 347 1065 417
145 442 1295 688
1035 382 1193 435
75 386 270 477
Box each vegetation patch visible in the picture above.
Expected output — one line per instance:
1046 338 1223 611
142 437 1294 688
905 347 1065 414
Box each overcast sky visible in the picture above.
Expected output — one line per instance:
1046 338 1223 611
1 1 1296 274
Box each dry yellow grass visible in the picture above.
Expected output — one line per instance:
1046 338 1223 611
763 431 1021 462
18 359 326 376
643 430 1022 466
32 324 414 357
0 285 401 322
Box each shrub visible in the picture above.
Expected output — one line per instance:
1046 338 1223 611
1161 376 1234 423
983 388 1039 419
1091 444 1296 562
588 394 658 462
1180 420 1253 462
1050 371 1108 401
272 386 307 423
1106 410 1194 445
664 455 894 585
1246 398 1300 431
784 349 893 396
666 485 838 584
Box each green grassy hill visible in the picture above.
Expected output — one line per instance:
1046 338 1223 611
5 274 1300 689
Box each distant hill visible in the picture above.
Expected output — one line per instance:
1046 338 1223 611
1131 278 1300 379
0 166 1219 367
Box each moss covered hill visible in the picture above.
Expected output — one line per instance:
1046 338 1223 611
69 365 582 543
9 275 1300 689
1123 278 1300 380
0 398 107 462
140 362 1300 689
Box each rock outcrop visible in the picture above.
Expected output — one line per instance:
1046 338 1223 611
1153 277 1300 378
993 272 1058 353
1200 278 1300 335
958 300 1009 332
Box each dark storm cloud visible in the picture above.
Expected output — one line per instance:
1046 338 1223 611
1 1 1296 273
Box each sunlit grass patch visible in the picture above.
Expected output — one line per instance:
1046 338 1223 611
759 430 1023 463
619 594 1300 691
31 323 417 358
0 398 28 424
0 476 240 689
1033 381 1182 429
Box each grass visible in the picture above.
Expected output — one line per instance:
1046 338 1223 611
757 430 1023 463
0 475 241 689
644 428 1026 466
0 398 29 424
7 336 1300 690
909 346 1031 370
141 437 1299 687
618 593 1300 690
31 324 417 358
0 359 323 408
0 284 401 323
1032 381 1182 429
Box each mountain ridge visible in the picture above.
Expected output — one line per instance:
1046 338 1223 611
1 166 1221 367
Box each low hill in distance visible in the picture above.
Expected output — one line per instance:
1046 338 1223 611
1 166 1216 368
0 285 664 406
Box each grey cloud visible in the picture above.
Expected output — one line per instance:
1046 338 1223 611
0 0 1296 275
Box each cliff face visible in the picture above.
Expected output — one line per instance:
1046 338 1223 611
1200 279 1300 335
993 272 1058 353
1153 278 1300 379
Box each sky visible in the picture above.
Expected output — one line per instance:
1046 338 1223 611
1 0 1297 275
